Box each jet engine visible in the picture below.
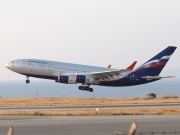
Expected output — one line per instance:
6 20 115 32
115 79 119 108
76 75 99 84
55 75 77 84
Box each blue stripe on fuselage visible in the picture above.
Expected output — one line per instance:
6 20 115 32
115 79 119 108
98 76 158 86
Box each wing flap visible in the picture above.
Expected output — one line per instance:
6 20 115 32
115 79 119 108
90 69 130 79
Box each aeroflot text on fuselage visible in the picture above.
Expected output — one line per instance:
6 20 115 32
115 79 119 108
5 46 177 92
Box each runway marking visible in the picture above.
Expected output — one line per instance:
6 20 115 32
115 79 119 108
3 117 49 123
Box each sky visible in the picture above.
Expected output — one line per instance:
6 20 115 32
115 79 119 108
0 0 180 81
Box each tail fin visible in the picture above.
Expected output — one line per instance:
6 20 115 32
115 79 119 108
135 46 177 76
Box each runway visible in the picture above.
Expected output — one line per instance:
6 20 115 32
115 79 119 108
0 103 180 112
1 115 180 135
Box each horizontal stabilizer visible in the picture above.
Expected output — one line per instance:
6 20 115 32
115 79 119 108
142 76 174 79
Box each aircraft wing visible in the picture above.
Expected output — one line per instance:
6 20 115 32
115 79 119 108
53 69 130 79
90 69 130 80
53 61 137 80
89 61 137 80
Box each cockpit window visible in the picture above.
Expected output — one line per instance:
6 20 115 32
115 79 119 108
11 61 15 64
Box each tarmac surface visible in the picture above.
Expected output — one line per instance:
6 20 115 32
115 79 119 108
0 103 180 112
1 115 180 135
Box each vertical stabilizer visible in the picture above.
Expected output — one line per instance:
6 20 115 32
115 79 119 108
135 46 177 76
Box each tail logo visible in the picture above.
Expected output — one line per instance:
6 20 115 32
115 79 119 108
137 55 171 70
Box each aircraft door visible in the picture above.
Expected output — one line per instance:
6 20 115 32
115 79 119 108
21 62 26 68
48 64 53 71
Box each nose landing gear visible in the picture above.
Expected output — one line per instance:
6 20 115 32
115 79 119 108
78 85 93 92
26 79 30 84
26 76 30 84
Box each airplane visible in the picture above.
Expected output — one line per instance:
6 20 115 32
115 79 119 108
5 46 177 92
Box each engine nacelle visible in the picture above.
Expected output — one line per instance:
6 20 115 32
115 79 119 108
76 75 98 84
56 75 77 84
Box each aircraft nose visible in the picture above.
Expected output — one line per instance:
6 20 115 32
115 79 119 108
4 63 10 69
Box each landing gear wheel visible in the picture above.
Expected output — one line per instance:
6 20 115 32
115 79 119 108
79 86 82 90
82 87 85 90
26 80 30 84
78 85 93 92
85 86 90 91
89 88 93 92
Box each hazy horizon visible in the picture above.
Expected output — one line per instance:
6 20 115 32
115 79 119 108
0 78 179 98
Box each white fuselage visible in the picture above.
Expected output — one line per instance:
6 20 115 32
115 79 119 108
5 59 126 81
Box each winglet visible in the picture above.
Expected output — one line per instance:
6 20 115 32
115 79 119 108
107 65 112 68
126 61 137 70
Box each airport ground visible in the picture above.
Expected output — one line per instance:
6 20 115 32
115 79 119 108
1 98 180 135
1 115 180 135
1 97 180 107
0 98 180 115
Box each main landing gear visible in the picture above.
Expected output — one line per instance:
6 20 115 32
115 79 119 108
78 85 93 92
26 76 30 84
